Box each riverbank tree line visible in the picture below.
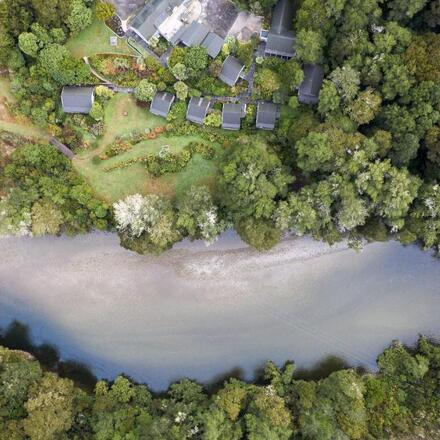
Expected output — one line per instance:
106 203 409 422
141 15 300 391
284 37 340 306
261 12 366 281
0 333 439 439
1 0 440 255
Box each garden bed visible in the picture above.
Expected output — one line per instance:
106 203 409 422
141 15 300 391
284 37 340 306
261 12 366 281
105 15 124 37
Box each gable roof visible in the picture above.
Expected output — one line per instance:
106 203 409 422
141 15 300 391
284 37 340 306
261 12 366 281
219 56 245 87
265 31 296 58
180 22 210 47
298 64 324 104
186 97 211 124
256 102 279 130
222 103 245 130
271 0 296 35
201 32 224 58
150 91 175 117
61 86 94 114
129 0 184 43
264 0 297 58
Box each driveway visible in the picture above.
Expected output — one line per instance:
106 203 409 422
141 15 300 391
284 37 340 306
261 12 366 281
108 0 145 20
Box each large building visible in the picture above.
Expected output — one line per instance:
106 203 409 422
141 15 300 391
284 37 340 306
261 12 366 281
264 0 296 59
128 1 224 58
298 64 324 104
61 86 95 114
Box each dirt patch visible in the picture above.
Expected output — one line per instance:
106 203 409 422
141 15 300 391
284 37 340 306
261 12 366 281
145 176 176 198
0 99 14 123
228 11 263 41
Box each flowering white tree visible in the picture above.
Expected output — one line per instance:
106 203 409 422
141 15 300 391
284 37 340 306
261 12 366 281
113 194 181 253
113 194 163 238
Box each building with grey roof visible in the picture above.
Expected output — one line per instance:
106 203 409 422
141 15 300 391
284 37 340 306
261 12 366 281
201 32 224 58
186 97 211 124
150 91 175 118
298 64 324 104
264 0 296 59
222 102 246 130
180 22 210 47
256 102 279 130
61 86 95 114
128 0 185 44
219 56 245 87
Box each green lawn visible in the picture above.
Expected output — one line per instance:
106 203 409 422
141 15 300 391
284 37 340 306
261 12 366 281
73 94 218 202
66 19 136 58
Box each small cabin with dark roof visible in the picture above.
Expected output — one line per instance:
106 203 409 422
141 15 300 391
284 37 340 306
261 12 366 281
61 86 95 114
186 97 211 124
150 91 175 118
264 0 296 59
298 64 324 104
256 102 279 130
201 32 224 58
219 56 245 87
222 102 246 130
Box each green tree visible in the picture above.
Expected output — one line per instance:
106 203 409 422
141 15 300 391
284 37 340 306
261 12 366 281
67 0 92 35
347 89 382 125
95 1 116 21
23 373 76 440
89 101 104 121
295 29 325 64
134 80 157 102
174 81 189 100
18 32 39 57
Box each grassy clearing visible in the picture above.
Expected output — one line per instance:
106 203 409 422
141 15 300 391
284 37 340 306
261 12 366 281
73 94 218 202
66 19 135 58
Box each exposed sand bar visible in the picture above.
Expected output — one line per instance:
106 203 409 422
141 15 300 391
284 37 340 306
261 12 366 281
0 232 440 389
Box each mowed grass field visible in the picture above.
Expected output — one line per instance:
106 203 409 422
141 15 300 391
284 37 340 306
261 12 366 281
73 94 219 203
66 19 136 58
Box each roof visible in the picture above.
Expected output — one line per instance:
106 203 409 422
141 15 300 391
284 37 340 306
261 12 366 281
180 22 210 47
186 97 211 124
264 0 297 58
265 31 295 58
271 0 296 35
61 86 94 113
256 102 279 130
222 103 245 130
219 56 245 87
129 0 184 42
150 91 175 117
201 32 224 58
298 64 324 104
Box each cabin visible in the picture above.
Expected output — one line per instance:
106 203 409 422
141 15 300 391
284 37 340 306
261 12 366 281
264 0 296 59
256 102 279 130
219 56 246 87
61 86 95 114
186 97 211 124
150 91 175 118
298 64 324 104
222 103 246 130
201 32 224 58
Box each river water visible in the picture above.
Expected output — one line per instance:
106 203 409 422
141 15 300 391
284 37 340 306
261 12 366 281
0 232 439 389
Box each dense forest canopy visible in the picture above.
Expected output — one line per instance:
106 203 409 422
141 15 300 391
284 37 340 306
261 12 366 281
0 0 440 254
0 335 440 439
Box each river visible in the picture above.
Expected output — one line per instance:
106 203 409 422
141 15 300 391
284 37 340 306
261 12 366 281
0 232 439 390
